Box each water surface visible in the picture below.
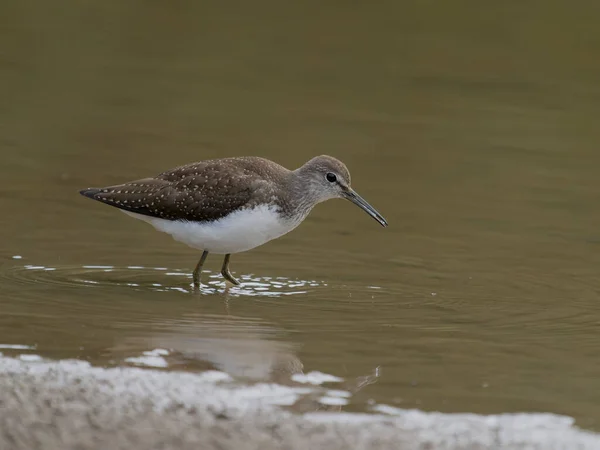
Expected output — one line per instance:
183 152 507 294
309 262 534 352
2 0 600 430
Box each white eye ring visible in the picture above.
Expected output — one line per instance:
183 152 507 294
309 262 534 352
326 172 337 183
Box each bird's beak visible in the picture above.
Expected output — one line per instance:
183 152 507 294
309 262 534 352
343 188 388 227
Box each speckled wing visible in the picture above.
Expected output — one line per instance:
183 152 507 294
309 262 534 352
80 159 273 223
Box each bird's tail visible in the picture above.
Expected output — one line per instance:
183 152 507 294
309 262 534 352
79 188 101 199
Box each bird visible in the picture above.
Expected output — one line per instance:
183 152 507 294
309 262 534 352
80 155 388 288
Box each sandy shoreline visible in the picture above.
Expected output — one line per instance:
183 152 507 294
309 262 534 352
0 356 597 450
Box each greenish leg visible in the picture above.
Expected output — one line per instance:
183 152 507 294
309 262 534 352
193 250 209 288
221 254 240 286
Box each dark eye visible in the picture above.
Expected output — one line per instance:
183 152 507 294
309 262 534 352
326 172 337 183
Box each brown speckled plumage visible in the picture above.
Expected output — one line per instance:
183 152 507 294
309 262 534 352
81 157 294 222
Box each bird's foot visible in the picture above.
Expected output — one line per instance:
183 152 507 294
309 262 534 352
221 269 240 286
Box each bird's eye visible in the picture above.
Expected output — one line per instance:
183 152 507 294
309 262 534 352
326 172 337 183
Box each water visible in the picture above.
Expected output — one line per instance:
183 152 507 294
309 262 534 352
2 0 600 430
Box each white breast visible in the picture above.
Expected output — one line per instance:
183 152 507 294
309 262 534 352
122 205 302 254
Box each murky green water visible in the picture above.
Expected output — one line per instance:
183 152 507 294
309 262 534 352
2 0 600 430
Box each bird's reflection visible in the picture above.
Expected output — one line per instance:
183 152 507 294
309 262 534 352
108 301 379 412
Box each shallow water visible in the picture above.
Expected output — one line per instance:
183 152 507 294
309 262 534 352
2 0 600 430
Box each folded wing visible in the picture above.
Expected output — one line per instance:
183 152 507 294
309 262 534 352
79 160 266 222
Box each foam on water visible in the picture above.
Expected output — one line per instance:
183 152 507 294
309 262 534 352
291 371 344 385
318 396 349 406
0 344 36 350
0 355 598 450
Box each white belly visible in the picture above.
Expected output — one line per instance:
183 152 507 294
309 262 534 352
122 205 301 254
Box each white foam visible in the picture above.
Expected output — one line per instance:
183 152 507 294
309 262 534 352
325 389 352 398
291 371 344 385
125 348 172 368
0 356 598 450
125 355 168 368
0 344 36 350
0 357 300 412
18 354 42 362
319 396 349 406
195 371 233 383
145 348 170 356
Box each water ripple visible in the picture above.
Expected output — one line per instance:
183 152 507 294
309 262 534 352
2 262 326 297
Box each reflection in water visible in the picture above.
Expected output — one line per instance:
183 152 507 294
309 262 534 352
110 313 380 412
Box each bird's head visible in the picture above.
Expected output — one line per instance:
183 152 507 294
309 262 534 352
296 155 388 227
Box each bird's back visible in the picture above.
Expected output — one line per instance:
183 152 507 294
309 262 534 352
80 156 291 223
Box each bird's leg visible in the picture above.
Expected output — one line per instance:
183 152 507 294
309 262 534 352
193 250 209 288
221 254 240 286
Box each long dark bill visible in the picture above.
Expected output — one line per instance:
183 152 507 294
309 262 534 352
343 189 388 227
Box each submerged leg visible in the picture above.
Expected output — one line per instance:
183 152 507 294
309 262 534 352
221 254 240 286
193 250 209 287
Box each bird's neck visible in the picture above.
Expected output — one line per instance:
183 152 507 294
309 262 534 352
278 170 322 223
